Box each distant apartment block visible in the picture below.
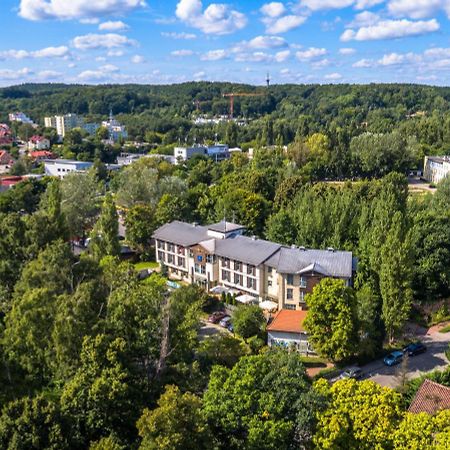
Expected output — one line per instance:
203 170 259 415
44 114 99 138
424 155 450 184
174 144 230 163
153 220 355 311
9 112 35 125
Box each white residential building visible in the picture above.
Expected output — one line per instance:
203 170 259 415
44 159 93 178
44 114 84 138
174 144 230 164
153 220 355 310
424 156 450 184
102 113 127 142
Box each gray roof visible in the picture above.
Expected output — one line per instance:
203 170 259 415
153 221 210 247
266 247 353 278
215 235 281 266
208 220 246 233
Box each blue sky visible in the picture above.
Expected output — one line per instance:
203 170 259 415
1 0 450 86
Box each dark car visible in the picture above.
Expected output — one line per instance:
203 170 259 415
403 342 427 357
208 311 227 324
383 351 403 366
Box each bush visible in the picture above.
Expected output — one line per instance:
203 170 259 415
232 305 266 340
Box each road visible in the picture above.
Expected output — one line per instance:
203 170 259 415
363 326 450 388
198 320 230 340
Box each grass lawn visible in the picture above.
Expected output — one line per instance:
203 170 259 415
134 261 159 271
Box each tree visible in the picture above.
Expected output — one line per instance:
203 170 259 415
60 335 137 448
0 394 68 450
89 193 121 260
304 278 359 361
60 170 100 239
154 193 189 226
203 350 321 450
380 212 413 343
314 378 402 450
125 204 156 257
137 385 212 450
232 305 266 340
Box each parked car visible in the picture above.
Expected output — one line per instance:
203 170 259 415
383 351 404 366
341 367 363 380
219 316 232 328
227 323 234 332
208 311 227 324
403 342 427 357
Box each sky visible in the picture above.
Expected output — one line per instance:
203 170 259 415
1 0 450 86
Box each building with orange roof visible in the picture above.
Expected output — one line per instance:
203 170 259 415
266 309 313 353
409 379 450 415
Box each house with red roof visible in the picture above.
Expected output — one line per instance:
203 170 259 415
266 309 313 353
0 150 14 174
28 135 50 150
30 150 56 162
0 124 13 145
409 379 450 415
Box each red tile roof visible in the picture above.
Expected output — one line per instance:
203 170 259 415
30 150 55 159
409 379 450 414
266 309 308 334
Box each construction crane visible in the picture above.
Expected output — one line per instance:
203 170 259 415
192 99 211 111
222 92 265 118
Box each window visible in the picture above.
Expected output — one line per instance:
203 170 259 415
234 261 242 272
167 254 174 264
158 251 164 261
178 247 185 255
189 250 194 257
247 265 256 275
206 255 214 264
268 280 272 287
195 264 206 275
299 291 305 303
287 274 294 285
222 270 230 281
168 244 175 253
157 241 165 249
268 267 272 274
284 303 296 310
178 257 185 267
300 277 307 288
234 273 243 286
223 258 230 268
197 255 203 262
287 288 293 300
247 277 256 290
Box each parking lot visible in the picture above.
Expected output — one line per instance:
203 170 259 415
363 326 450 388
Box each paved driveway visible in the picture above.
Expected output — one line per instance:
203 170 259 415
363 327 450 388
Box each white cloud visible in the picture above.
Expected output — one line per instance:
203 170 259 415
377 52 410 65
99 64 119 72
19 0 146 21
355 0 385 8
131 54 145 63
0 68 32 80
302 0 384 9
171 49 194 57
246 35 288 49
275 50 291 62
296 47 327 60
260 2 286 18
99 21 129 32
193 70 206 80
387 0 449 20
352 58 373 67
95 56 107 62
38 70 63 79
341 19 439 41
72 33 137 49
265 15 307 34
339 47 356 55
0 46 69 60
301 0 354 10
200 49 227 61
161 31 197 39
324 72 342 79
348 11 380 28
311 58 331 68
107 49 125 57
234 51 273 63
175 0 247 35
